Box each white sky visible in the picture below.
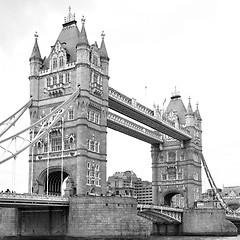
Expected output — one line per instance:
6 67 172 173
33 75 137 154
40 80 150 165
0 0 240 193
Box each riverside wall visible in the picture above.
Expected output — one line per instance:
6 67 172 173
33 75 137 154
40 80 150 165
67 195 152 239
182 208 237 236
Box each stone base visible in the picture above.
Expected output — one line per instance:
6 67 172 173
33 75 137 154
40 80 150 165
0 208 18 237
182 208 237 236
67 195 151 239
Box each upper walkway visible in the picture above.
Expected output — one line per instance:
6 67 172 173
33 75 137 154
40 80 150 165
108 87 192 141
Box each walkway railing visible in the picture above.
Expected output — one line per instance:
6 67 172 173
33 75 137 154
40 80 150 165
137 204 183 223
0 192 70 207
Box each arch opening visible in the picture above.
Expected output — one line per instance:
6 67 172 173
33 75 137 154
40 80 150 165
164 192 185 208
37 167 71 196
44 170 69 195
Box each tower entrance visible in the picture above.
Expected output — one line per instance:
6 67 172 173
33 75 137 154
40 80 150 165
163 191 185 208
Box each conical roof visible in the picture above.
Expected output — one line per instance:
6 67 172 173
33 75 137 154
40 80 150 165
99 31 109 60
29 32 42 61
78 19 89 46
186 97 194 115
195 103 202 121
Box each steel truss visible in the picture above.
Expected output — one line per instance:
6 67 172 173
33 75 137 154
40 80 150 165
0 87 81 165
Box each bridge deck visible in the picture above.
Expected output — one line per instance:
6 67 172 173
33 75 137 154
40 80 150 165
137 204 183 223
0 193 69 208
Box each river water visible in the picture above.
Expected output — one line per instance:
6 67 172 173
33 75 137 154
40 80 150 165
150 236 240 240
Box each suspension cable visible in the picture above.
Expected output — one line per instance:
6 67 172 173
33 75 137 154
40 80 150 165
30 129 34 195
12 116 16 191
47 132 50 196
0 87 81 165
61 117 64 196
200 153 233 214
0 98 32 138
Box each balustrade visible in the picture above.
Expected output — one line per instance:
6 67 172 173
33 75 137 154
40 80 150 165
0 192 69 202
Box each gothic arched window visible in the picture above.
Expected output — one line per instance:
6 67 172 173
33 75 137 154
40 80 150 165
168 151 176 162
52 58 57 69
59 56 64 67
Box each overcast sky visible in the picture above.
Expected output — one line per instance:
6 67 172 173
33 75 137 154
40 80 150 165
0 0 240 193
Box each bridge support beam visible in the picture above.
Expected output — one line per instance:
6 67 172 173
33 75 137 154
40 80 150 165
151 144 160 205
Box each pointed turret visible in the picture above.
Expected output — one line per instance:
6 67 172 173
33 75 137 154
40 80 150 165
99 31 109 60
99 31 109 77
30 32 42 61
29 32 42 76
78 16 89 47
195 102 202 121
76 16 90 65
185 97 195 127
186 97 194 116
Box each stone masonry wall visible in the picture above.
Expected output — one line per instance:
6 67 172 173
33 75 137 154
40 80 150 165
0 208 18 237
182 208 237 236
68 195 151 239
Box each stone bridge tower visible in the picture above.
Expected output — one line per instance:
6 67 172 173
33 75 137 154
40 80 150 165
28 8 109 196
152 89 202 208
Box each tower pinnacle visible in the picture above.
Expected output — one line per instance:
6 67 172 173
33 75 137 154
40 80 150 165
171 86 181 99
78 15 89 46
29 31 42 61
99 31 109 60
101 31 105 40
186 96 194 115
195 102 202 120
64 6 75 23
81 15 86 25
63 6 76 27
34 31 38 39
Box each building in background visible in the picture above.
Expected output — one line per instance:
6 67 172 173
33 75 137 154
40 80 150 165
107 170 152 204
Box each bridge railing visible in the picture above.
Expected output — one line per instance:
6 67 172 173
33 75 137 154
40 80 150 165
137 204 183 213
0 192 69 202
137 204 183 222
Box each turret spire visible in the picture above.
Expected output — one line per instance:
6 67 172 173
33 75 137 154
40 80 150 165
78 15 89 46
195 102 202 120
186 96 194 115
29 31 42 61
99 31 109 60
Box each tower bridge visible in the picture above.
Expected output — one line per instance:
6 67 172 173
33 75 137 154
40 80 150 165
0 8 238 239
